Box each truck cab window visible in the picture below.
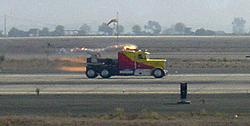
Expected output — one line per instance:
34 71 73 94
138 54 145 60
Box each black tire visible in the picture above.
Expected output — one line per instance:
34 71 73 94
100 69 111 78
152 68 165 78
86 69 98 78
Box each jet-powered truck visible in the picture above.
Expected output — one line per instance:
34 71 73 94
71 44 168 79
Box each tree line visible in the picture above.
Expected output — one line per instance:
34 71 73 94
0 17 249 37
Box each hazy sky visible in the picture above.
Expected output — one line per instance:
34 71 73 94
0 0 250 32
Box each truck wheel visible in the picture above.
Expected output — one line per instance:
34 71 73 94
152 68 165 78
86 69 97 78
100 69 111 78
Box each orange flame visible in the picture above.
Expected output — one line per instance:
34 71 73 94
54 57 86 64
57 66 86 73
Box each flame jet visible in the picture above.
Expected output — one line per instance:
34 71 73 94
56 44 138 73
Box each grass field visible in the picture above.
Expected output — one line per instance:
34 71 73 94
0 114 249 126
1 36 250 74
0 94 250 126
1 36 250 58
1 58 250 74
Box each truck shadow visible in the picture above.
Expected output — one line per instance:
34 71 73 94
69 77 159 80
97 77 158 80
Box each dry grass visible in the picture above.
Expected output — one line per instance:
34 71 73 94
1 36 250 74
169 58 250 68
0 94 249 125
0 112 249 126
0 58 250 74
0 58 86 73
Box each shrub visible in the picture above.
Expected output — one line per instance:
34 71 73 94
0 55 4 62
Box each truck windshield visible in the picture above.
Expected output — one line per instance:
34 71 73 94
138 54 146 60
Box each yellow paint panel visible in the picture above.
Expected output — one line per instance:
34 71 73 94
122 51 166 69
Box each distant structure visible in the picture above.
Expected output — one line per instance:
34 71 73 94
4 15 7 37
64 30 79 36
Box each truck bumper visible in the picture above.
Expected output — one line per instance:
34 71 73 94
164 70 168 76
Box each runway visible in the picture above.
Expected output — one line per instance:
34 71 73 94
0 74 250 94
1 74 250 116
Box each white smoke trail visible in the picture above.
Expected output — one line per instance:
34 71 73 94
56 44 138 59
70 44 138 53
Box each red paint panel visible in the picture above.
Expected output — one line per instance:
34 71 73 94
118 52 135 69
118 52 154 70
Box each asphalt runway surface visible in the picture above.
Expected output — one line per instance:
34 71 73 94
0 74 250 116
0 74 250 94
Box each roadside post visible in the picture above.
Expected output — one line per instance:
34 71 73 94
35 88 40 96
178 82 191 104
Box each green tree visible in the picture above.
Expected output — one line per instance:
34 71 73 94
174 22 186 34
40 27 50 36
144 21 161 35
98 23 113 35
195 28 216 36
52 25 65 36
232 17 246 35
132 25 142 35
78 24 91 36
163 22 193 35
28 28 39 37
8 27 28 37
184 27 193 35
